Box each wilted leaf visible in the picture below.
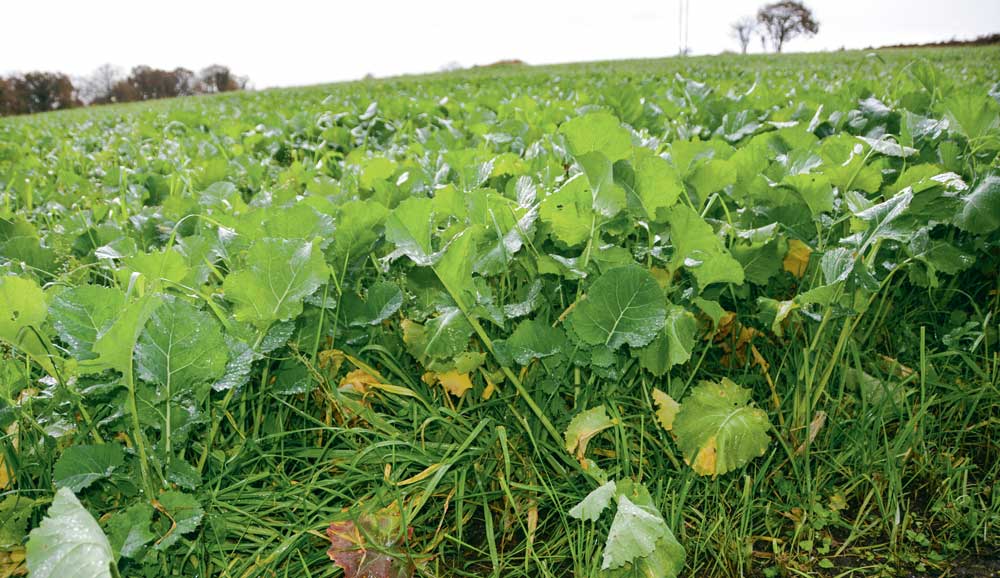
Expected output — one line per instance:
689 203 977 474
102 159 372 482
652 389 680 432
782 239 812 278
326 505 414 578
565 406 617 460
422 371 473 398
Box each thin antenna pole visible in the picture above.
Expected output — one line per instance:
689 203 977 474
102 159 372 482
677 0 685 56
684 0 690 55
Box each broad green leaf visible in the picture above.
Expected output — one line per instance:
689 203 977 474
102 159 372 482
577 151 626 218
0 217 56 274
565 406 616 460
857 136 917 158
945 94 1000 140
49 285 125 360
135 297 228 392
560 112 632 162
569 264 666 350
632 149 683 222
52 444 125 492
433 226 481 308
672 379 771 477
26 488 114 578
757 297 798 337
854 190 914 251
384 197 436 265
503 318 566 365
359 156 397 189
471 192 537 276
344 281 403 326
602 495 667 570
0 276 55 374
636 305 698 376
781 173 833 217
121 247 189 290
327 199 389 268
539 174 594 247
666 205 744 288
953 175 1000 234
732 238 785 286
81 294 163 375
152 491 203 551
568 480 617 522
223 238 330 328
687 158 736 201
106 502 155 560
402 309 473 363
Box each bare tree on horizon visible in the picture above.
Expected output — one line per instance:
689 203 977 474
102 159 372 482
731 17 756 54
757 1 819 53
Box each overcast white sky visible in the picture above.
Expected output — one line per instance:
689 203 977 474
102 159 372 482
3 0 999 88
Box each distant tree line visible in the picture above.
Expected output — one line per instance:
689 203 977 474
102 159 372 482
0 64 249 117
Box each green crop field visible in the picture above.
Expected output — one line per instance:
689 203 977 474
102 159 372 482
1 46 998 578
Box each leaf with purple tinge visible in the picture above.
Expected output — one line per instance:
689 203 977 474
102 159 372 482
326 506 415 578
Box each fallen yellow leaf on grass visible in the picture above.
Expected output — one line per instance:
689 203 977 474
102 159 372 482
422 371 473 397
0 547 27 578
339 369 381 394
0 423 18 490
652 388 680 432
783 239 812 278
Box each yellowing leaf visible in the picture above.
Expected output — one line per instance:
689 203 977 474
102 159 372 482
0 547 26 577
650 267 673 289
690 435 718 476
326 504 415 578
564 406 617 461
339 369 381 394
783 239 812 278
319 349 347 374
0 423 18 490
672 379 771 477
422 371 473 397
652 389 680 432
